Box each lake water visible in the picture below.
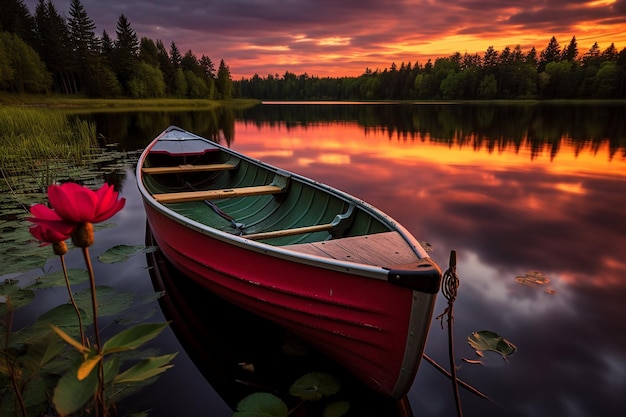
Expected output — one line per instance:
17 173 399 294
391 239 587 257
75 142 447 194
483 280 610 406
2 102 626 417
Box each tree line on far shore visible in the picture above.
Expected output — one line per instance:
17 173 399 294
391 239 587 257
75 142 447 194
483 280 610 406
2 0 625 101
237 37 626 100
0 0 234 99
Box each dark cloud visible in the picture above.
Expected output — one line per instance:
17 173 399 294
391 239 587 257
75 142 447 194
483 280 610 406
23 0 626 77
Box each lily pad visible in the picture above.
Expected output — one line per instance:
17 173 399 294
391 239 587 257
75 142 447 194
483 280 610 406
323 400 350 417
468 330 516 357
0 279 35 314
98 245 145 264
289 372 341 401
234 392 288 417
35 303 89 331
27 269 89 289
72 286 134 318
515 271 550 286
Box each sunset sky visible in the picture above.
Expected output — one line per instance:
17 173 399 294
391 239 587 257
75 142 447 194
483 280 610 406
24 0 626 79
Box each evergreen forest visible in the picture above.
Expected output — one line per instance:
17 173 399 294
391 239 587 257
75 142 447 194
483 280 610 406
2 0 626 101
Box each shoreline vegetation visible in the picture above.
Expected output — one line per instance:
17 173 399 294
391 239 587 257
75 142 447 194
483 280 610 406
3 94 625 107
0 97 259 165
0 94 260 109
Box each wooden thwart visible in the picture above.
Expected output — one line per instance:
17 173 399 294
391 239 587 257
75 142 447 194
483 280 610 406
153 185 283 203
244 223 333 240
142 163 237 175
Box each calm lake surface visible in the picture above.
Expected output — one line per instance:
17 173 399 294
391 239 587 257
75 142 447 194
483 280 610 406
3 102 626 417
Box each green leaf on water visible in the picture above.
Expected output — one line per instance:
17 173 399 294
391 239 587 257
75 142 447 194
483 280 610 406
27 269 89 289
0 279 35 314
468 330 516 357
289 372 341 401
73 286 134 318
35 303 90 336
98 244 145 264
234 392 288 417
113 353 178 384
138 291 165 304
323 400 350 417
102 322 169 354
53 358 99 416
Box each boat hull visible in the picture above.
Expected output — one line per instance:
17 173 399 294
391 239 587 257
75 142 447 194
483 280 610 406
145 204 435 398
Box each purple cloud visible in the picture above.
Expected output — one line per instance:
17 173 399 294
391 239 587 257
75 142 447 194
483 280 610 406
22 0 626 77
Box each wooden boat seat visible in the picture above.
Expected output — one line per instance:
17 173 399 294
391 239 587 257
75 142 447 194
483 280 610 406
153 185 283 203
152 173 290 204
142 162 238 175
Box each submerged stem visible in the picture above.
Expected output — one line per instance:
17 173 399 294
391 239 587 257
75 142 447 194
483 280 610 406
2 303 28 417
59 255 86 347
81 246 107 416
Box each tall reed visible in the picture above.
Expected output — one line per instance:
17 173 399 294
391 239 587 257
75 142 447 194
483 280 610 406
0 107 97 167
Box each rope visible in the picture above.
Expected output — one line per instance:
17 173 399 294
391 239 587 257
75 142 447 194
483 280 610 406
203 199 246 233
437 250 463 417
184 181 246 233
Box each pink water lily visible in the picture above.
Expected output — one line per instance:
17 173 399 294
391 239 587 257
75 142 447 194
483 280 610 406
28 204 76 244
29 222 73 245
47 182 126 223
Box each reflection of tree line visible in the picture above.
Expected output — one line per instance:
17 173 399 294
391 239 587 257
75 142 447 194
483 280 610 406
69 104 625 160
74 107 239 150
239 104 626 159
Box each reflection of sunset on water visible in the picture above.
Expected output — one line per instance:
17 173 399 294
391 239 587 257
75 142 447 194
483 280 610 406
232 120 626 297
236 122 626 179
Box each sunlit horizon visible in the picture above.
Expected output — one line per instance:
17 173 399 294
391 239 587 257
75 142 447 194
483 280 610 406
21 0 626 79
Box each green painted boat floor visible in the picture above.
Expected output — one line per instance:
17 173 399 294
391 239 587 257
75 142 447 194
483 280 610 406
144 150 390 246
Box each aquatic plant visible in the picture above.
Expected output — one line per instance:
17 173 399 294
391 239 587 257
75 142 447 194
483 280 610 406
1 182 175 417
0 107 97 166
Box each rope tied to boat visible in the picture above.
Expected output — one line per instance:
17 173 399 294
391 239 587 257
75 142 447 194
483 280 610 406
437 250 464 417
424 250 492 407
441 250 460 304
184 181 246 234
203 199 246 233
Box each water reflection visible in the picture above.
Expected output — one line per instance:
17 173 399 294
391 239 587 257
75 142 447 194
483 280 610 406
140 226 414 417
6 103 625 417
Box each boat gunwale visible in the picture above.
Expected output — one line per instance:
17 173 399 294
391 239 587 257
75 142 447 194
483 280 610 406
136 126 433 281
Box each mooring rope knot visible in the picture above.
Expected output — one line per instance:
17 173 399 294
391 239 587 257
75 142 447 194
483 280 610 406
440 250 464 417
442 261 460 303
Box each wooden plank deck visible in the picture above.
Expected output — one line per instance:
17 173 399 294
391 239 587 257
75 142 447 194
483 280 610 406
285 231 420 267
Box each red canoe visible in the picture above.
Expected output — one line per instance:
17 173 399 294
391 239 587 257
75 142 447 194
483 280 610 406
136 126 442 399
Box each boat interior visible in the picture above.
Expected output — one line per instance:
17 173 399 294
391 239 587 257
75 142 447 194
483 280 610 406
141 144 395 248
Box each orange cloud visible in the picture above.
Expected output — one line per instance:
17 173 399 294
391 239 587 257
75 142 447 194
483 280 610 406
24 0 626 78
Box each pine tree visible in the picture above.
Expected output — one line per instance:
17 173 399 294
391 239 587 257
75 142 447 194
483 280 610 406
199 55 216 79
113 14 139 93
562 36 578 62
216 59 233 99
68 0 100 93
169 42 182 68
0 0 36 46
539 36 561 71
156 39 175 94
34 0 74 93
139 37 159 66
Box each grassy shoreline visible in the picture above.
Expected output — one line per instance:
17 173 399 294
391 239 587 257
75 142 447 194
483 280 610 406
0 94 261 110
